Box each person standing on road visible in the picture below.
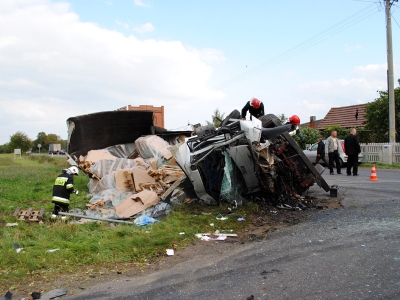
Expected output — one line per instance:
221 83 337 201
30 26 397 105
326 130 342 175
315 138 328 165
344 128 361 176
241 98 264 120
51 166 79 219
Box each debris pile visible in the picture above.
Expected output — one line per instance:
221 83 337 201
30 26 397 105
65 110 331 223
71 135 189 222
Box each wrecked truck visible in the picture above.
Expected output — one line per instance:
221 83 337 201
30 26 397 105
66 110 330 210
169 110 330 206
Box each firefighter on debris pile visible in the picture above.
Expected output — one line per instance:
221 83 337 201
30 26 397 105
286 115 303 140
241 97 265 120
51 166 79 219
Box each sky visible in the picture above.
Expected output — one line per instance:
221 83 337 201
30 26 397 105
0 0 399 145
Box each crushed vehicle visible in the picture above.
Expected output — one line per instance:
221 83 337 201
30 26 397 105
170 110 330 207
65 109 330 222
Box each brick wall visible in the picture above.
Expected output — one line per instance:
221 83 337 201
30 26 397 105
117 105 165 128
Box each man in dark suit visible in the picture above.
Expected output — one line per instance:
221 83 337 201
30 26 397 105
315 138 328 165
344 128 361 176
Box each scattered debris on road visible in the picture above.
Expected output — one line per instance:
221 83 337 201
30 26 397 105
0 291 12 300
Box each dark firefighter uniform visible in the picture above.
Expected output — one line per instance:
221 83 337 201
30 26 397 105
52 172 74 215
241 101 264 120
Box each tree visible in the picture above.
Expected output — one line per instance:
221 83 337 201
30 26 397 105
277 113 286 124
322 125 348 140
0 143 11 154
206 109 225 128
293 126 321 149
45 133 61 145
364 86 400 142
9 131 33 152
33 131 47 151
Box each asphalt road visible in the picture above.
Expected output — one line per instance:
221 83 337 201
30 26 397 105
67 168 400 300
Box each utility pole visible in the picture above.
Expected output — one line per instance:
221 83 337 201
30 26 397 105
385 0 397 144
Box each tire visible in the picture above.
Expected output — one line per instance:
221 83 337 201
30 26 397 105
220 109 241 127
258 114 282 128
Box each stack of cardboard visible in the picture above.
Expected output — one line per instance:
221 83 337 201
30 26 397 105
77 136 186 220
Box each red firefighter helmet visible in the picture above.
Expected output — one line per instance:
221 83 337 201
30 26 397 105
289 115 300 125
250 98 261 109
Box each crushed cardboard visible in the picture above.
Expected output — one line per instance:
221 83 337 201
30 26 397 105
132 169 156 192
116 190 159 218
85 150 117 163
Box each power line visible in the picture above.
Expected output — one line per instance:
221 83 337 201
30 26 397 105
212 4 378 90
392 13 400 27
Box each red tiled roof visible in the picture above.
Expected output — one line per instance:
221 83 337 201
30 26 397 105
318 103 367 129
300 119 323 129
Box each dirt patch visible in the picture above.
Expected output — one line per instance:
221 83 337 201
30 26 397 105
238 194 343 242
10 195 342 299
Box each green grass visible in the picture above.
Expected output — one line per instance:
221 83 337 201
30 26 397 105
0 153 256 292
359 162 400 169
0 154 89 215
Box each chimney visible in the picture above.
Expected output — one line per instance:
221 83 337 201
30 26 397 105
310 116 316 129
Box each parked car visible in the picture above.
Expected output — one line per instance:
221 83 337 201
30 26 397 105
303 139 363 167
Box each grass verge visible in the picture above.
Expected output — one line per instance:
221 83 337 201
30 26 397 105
0 154 257 292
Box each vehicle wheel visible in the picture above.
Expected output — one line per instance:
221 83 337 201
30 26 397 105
258 114 282 128
220 109 241 127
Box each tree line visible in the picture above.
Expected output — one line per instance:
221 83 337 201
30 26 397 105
0 131 67 154
206 85 400 148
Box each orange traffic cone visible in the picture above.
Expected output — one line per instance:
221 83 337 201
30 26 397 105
369 164 379 181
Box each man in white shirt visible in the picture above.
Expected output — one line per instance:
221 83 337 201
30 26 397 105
326 130 342 175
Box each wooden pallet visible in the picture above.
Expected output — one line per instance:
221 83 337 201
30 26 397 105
13 207 45 222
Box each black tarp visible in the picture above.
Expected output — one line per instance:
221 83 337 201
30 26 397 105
67 111 155 158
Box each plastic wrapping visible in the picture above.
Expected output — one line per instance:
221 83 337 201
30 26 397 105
90 158 147 178
151 202 172 218
134 215 159 226
89 188 128 205
85 209 102 218
111 191 132 207
105 143 136 158
135 135 172 160
92 173 116 193
99 208 117 219
133 206 154 219
88 178 98 194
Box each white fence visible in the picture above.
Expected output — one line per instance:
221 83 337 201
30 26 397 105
360 143 400 164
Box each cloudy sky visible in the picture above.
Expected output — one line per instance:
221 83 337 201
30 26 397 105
0 0 399 145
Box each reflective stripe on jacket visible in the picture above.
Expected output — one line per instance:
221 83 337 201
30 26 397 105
52 173 74 205
51 196 70 204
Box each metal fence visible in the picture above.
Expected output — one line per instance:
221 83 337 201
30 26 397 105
305 142 400 164
360 143 400 164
